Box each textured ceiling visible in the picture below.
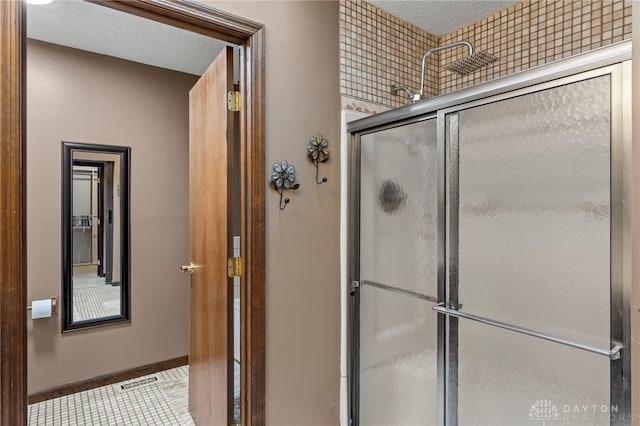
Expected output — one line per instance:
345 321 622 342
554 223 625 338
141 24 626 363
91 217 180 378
27 0 518 75
27 0 228 76
368 0 518 35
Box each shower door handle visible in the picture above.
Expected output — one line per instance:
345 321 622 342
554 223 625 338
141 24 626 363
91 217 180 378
433 302 622 360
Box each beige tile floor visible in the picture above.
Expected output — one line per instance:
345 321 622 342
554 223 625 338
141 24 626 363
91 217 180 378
73 286 121 322
28 366 194 426
72 265 120 322
28 363 241 425
73 265 107 289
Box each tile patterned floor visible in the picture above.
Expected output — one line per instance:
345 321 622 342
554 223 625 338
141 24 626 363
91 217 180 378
29 363 241 425
28 366 194 426
73 285 121 322
72 264 121 322
73 265 107 289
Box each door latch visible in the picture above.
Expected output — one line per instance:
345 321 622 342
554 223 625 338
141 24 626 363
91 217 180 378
180 262 199 274
228 257 242 277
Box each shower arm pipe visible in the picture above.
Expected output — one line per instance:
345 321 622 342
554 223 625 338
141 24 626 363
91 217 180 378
418 41 474 98
391 84 416 99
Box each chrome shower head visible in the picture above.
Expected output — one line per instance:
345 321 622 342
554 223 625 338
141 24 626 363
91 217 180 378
392 40 499 104
445 51 498 76
410 40 498 103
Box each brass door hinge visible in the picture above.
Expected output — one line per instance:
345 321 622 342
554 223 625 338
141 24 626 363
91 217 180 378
227 91 241 112
227 257 242 277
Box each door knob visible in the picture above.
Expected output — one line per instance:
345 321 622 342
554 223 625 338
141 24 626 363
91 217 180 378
180 262 199 274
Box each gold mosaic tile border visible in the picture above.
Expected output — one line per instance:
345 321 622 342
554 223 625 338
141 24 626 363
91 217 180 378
339 0 439 110
340 0 632 111
341 95 390 115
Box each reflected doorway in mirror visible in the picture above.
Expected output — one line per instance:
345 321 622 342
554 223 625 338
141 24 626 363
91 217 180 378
62 142 130 332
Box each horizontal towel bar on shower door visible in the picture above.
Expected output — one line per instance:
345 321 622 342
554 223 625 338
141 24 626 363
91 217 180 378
361 280 437 303
432 303 622 360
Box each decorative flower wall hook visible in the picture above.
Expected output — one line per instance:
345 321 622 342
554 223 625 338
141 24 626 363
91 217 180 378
307 134 329 184
270 160 300 210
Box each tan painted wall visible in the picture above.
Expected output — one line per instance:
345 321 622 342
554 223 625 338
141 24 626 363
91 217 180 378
27 1 342 422
26 39 197 393
208 2 341 424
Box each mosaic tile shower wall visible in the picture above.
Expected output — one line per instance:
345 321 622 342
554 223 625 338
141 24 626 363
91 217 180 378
340 0 440 110
340 0 632 112
440 0 633 94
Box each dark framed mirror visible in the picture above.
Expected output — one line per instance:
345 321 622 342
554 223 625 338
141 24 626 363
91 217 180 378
62 142 131 332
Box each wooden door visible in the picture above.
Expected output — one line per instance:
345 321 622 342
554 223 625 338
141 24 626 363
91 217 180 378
103 161 115 282
188 46 236 425
96 164 105 277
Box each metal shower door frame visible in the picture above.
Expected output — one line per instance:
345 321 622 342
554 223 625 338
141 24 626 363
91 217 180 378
347 41 632 426
438 62 631 424
347 113 444 426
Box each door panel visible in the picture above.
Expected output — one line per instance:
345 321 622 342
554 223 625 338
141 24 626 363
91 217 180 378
360 119 439 298
360 285 438 426
455 76 611 346
189 46 235 426
97 165 105 277
457 321 610 425
358 119 440 425
103 162 114 283
451 75 613 425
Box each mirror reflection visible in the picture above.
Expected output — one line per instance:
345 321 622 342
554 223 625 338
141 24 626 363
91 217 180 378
72 158 120 321
63 142 130 331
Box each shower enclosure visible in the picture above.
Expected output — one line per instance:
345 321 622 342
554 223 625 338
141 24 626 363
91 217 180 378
347 41 632 426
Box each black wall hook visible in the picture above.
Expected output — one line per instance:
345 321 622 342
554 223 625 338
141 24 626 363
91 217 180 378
278 190 291 210
269 160 299 211
307 134 329 184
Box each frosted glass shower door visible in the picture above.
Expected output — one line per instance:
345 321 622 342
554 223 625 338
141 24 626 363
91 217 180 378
448 74 617 426
351 58 630 426
358 118 441 426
